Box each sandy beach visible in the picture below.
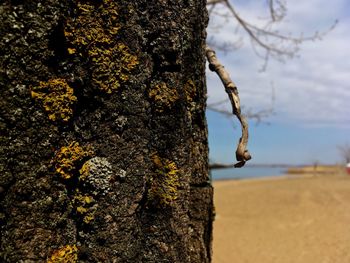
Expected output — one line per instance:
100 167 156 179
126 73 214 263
213 173 350 263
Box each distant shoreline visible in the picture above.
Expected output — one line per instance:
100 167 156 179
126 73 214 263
210 163 345 170
212 173 317 184
209 163 291 169
210 164 348 182
285 164 345 174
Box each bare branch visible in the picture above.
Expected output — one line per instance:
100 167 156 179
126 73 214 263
207 83 275 123
207 0 225 6
207 0 338 66
207 103 274 124
205 45 252 167
206 37 242 53
207 98 231 108
268 0 286 22
207 2 217 16
244 107 274 124
268 0 277 21
223 0 297 57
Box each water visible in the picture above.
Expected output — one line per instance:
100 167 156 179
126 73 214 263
210 166 287 181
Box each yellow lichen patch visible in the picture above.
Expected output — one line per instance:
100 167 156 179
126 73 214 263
89 43 138 93
184 79 196 103
31 78 77 122
64 0 121 48
53 142 94 180
47 244 78 263
148 154 180 207
67 48 76 54
79 161 90 181
65 0 138 93
73 192 96 224
148 82 179 112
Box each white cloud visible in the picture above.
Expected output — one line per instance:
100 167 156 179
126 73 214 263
206 0 350 128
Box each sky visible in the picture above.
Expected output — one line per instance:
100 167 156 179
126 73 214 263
206 0 350 165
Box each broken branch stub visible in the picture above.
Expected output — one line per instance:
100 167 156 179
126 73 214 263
205 45 252 167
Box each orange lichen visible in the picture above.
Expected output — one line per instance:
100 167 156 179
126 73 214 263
148 154 180 207
47 244 78 263
53 142 93 180
64 0 138 93
31 78 77 122
148 82 179 112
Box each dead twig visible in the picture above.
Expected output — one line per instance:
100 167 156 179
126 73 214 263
205 45 252 167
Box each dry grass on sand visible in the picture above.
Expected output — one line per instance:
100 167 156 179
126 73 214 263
213 171 350 263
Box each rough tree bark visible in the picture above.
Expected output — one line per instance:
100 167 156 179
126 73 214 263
0 0 213 262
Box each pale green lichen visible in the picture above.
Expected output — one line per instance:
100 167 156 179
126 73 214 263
148 82 179 112
53 142 94 180
47 244 78 263
64 0 138 93
31 78 77 122
148 154 180 207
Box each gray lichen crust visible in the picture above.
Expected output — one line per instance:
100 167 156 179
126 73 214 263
80 157 114 196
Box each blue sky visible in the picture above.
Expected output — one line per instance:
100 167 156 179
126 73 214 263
206 0 350 165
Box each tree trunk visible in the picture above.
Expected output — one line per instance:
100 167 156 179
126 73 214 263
0 0 213 262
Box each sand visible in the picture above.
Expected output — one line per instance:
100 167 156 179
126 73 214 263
213 173 350 263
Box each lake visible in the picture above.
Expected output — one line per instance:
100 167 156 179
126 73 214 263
210 166 287 181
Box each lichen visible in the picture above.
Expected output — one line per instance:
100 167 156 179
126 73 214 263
79 157 113 195
53 142 94 180
64 0 138 93
31 78 77 122
47 244 78 263
184 79 196 103
148 82 179 112
89 43 138 93
148 154 180 207
73 192 96 224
